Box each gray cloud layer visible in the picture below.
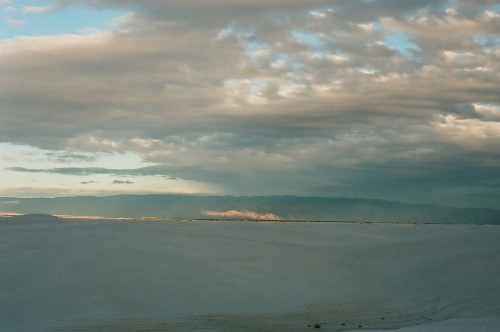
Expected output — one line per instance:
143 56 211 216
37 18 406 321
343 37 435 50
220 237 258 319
1 0 499 208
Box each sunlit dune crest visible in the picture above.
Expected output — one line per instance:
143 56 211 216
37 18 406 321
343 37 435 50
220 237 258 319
9 213 60 220
202 209 282 220
1 200 21 205
55 214 136 220
0 212 23 217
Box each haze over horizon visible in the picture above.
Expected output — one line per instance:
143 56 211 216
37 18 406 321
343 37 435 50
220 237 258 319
1 0 499 209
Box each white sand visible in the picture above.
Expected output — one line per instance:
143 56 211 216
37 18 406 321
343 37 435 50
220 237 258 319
0 217 499 331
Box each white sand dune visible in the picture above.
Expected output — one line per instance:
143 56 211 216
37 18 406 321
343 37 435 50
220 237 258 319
0 217 499 331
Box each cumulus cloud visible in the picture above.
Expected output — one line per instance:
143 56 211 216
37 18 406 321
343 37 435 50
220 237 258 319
202 210 282 221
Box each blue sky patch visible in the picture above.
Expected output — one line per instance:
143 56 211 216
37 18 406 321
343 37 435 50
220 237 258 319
1 0 125 39
384 31 421 60
291 30 328 51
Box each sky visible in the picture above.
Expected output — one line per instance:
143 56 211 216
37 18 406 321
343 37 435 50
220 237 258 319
0 0 499 209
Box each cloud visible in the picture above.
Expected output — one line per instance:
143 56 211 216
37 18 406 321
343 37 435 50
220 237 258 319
112 180 134 184
3 6 17 13
7 167 133 176
45 152 99 163
5 165 173 177
0 1 499 208
22 5 54 14
4 16 24 26
202 210 282 221
432 114 500 152
81 181 98 185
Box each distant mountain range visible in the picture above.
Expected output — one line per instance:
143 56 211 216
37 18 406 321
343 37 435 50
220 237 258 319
1 194 499 224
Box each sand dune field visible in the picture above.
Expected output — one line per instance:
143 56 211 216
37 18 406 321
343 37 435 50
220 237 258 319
1 216 499 331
